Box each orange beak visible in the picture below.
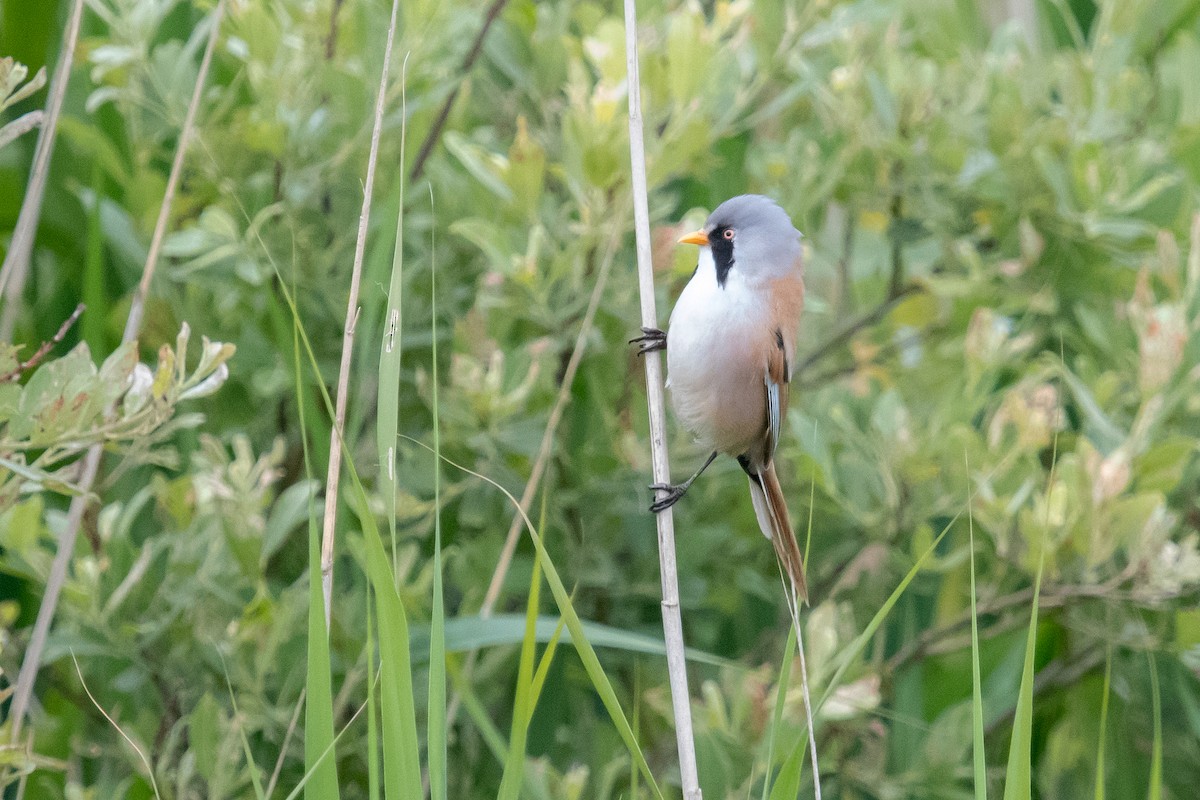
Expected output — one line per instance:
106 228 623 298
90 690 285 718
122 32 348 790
677 229 708 246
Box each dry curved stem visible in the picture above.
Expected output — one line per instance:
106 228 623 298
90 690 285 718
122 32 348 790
0 0 86 339
6 0 228 743
0 303 84 382
621 0 701 796
319 0 402 629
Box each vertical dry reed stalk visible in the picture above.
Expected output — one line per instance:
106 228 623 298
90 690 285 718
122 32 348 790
7 0 228 740
621 1 702 796
0 0 87 339
319 0 402 627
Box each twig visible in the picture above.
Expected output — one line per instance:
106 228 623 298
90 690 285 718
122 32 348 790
408 0 510 181
266 688 306 798
794 283 918 377
6 0 228 742
443 226 622 732
621 2 701 797
479 231 621 617
886 176 905 300
320 0 401 629
0 0 87 339
0 110 45 151
0 303 84 381
886 569 1139 672
324 0 346 61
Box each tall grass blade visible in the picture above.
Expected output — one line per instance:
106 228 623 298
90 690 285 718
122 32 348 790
819 514 959 710
767 745 804 800
762 625 797 800
1093 648 1111 800
377 57 408 575
1001 556 1042 800
1147 653 1162 800
774 509 962 774
497 550 544 800
274 228 422 800
297 318 340 800
406 441 665 799
1003 428 1059 800
427 191 448 800
367 587 381 800
967 453 987 800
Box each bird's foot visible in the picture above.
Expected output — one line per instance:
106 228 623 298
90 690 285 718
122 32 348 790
629 326 666 356
648 482 688 513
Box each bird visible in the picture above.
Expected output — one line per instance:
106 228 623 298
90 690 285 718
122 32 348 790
631 194 808 602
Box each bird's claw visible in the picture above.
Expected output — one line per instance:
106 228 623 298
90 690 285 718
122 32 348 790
629 326 666 356
648 482 686 513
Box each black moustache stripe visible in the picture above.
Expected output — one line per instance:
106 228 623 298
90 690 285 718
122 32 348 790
711 231 734 287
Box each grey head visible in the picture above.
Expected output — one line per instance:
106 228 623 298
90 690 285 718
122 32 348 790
696 194 803 287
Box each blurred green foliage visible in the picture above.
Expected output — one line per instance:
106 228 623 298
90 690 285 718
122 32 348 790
2 0 1200 797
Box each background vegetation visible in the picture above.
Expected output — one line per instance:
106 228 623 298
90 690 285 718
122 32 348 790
2 0 1200 797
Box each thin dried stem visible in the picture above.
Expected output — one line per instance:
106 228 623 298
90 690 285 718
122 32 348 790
781 579 823 799
621 1 701 796
0 0 87 339
0 302 84 382
479 230 621 618
6 0 228 742
320 0 402 628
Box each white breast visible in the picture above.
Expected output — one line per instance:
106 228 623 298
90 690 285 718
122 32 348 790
666 248 769 454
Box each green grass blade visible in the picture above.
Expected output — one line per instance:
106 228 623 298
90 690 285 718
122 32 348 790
367 586 381 800
818 513 959 711
968 453 987 800
762 624 797 800
353 498 422 799
528 616 567 716
275 238 422 800
1093 648 1111 800
407 442 664 800
1001 552 1042 800
497 552 543 800
427 192 447 800
377 60 407 576
1003 428 1058 800
1147 653 1161 800
297 316 340 800
774 509 961 775
412 614 728 666
767 740 804 800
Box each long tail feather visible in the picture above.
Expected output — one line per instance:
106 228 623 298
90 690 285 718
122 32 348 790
747 463 808 604
750 464 822 798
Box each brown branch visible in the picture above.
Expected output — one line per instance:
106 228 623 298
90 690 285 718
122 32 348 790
408 0 510 182
324 0 346 61
794 283 919 377
0 303 84 382
886 174 905 299
885 568 1145 673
